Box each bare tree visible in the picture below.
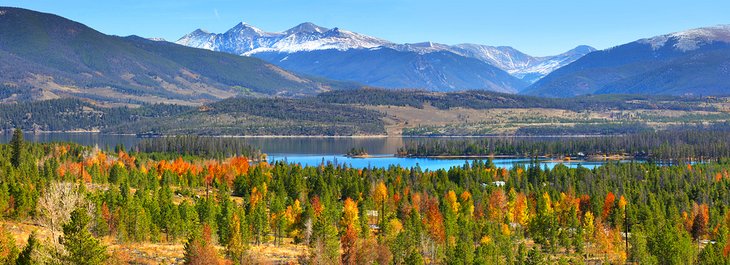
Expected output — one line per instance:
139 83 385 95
304 218 313 245
36 182 85 243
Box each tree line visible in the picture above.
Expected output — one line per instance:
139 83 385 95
0 98 191 132
135 136 262 160
317 88 717 112
399 128 730 162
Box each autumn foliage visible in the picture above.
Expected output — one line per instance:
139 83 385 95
184 225 225 265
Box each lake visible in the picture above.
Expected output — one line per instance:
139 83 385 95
0 133 622 170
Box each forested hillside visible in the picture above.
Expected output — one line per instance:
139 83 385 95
0 98 191 131
318 88 715 111
1 132 730 263
0 7 357 104
106 97 387 136
399 127 730 161
2 89 729 136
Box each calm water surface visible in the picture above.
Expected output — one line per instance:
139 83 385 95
0 133 621 170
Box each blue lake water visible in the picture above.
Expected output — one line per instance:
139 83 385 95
267 154 619 171
1 133 621 170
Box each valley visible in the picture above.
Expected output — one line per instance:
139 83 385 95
3 88 729 137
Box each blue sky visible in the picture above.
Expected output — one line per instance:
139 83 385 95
4 0 729 56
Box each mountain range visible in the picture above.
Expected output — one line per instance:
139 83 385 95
177 22 595 92
0 7 359 105
3 6 730 102
524 25 730 97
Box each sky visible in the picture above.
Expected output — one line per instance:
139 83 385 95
3 0 729 56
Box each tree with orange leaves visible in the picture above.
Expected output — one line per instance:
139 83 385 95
311 195 324 217
341 223 359 265
230 156 249 175
488 189 507 221
410 192 422 214
602 192 616 220
513 193 530 227
423 196 446 244
692 204 709 242
183 224 225 265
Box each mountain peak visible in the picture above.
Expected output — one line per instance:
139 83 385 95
285 22 329 34
640 25 730 51
192 28 210 35
563 45 596 55
226 22 267 36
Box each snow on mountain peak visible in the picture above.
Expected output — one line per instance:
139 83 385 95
286 22 329 34
177 28 216 49
175 21 593 83
226 22 271 37
640 25 730 51
177 22 391 55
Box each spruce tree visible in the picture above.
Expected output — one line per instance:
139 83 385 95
60 209 109 265
227 211 249 264
10 128 23 168
15 232 39 265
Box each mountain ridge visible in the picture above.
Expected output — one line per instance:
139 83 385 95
176 21 594 87
0 7 358 104
524 25 730 97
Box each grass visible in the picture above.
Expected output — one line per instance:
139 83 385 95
367 103 730 136
2 218 308 265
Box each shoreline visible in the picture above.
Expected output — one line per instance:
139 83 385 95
399 154 636 161
5 131 621 139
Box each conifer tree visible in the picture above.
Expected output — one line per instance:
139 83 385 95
10 128 23 168
15 231 40 265
60 209 109 265
227 211 249 264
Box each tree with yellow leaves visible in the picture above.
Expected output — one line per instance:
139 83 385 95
513 193 530 227
341 198 360 229
444 190 460 215
583 211 595 242
373 181 388 239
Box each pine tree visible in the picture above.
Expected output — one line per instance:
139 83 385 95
310 201 340 265
216 186 234 245
10 128 23 168
15 231 39 265
227 211 249 264
60 209 109 265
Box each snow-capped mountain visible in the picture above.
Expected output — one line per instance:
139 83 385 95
178 22 391 56
524 25 730 97
177 22 593 91
442 44 596 83
638 25 730 51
